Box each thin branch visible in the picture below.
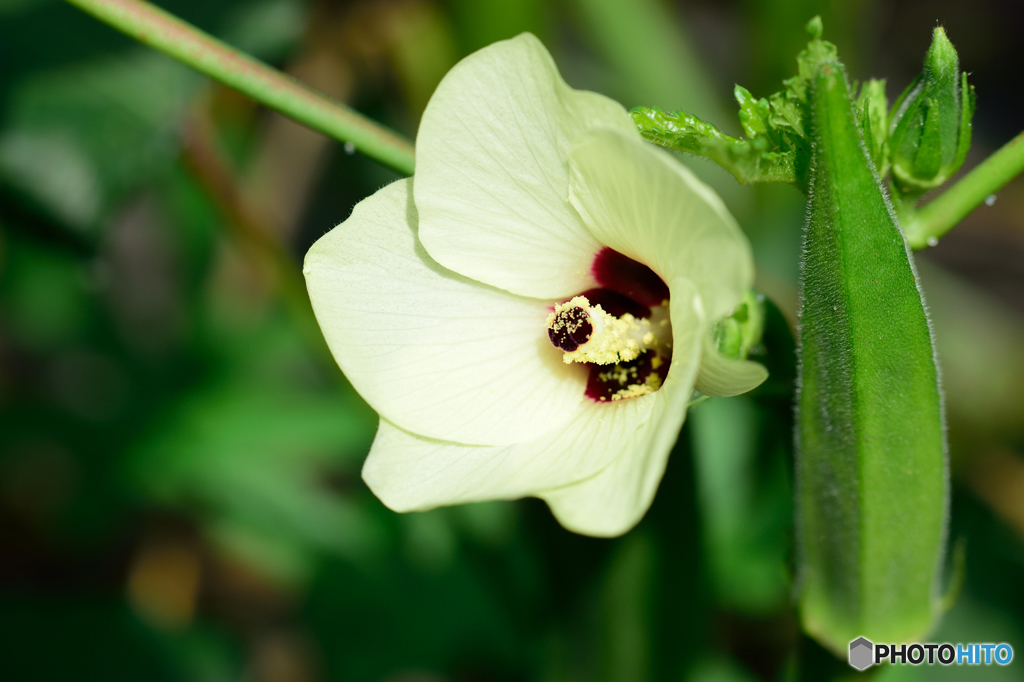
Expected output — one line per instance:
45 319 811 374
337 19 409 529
906 131 1024 249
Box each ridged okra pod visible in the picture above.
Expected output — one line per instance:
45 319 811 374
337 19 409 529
797 60 947 653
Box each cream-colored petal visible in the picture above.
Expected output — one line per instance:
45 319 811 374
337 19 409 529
568 128 754 321
414 33 636 299
365 394 660 512
363 279 706 538
537 280 706 536
694 333 768 397
304 178 586 447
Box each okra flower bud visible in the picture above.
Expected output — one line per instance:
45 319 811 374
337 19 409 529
889 27 975 194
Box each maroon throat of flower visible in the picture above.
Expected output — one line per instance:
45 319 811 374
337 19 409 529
546 248 672 402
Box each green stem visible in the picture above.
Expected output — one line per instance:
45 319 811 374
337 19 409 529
64 0 416 175
905 131 1024 249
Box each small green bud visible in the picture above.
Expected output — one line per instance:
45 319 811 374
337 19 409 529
889 27 975 194
806 15 823 41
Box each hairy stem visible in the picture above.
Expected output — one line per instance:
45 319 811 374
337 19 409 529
64 0 416 175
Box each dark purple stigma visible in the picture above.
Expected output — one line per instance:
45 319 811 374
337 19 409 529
548 306 593 352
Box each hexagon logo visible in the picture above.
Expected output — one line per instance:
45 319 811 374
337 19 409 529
849 637 874 671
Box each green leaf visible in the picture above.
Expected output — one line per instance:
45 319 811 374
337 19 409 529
128 379 383 582
797 59 947 653
630 106 796 185
0 50 199 229
630 16 841 190
734 85 771 140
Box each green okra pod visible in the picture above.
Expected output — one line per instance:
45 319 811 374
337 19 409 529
797 60 948 653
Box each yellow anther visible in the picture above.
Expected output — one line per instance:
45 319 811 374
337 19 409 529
545 296 671 366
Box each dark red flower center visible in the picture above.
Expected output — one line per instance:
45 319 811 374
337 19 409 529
573 248 672 402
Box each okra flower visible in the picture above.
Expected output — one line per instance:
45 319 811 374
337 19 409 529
304 34 765 537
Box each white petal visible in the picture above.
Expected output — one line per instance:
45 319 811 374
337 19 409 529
414 33 636 299
694 334 768 398
365 395 658 511
363 279 706 538
537 280 706 536
304 178 586 447
568 128 754 321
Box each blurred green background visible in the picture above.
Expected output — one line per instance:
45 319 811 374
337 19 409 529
1 0 1022 680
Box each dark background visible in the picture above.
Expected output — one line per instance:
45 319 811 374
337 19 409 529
1 0 1022 680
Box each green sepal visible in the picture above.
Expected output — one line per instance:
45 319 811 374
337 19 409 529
889 74 929 180
953 70 976 175
856 79 889 176
695 290 768 400
711 289 765 360
797 59 948 654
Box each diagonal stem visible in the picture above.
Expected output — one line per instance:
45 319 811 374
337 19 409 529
905 131 1024 249
64 0 416 175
